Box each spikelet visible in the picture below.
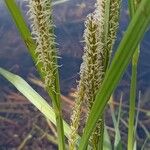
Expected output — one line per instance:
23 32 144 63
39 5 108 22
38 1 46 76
27 0 58 91
82 11 105 113
69 8 105 149
69 83 84 150
82 4 105 148
106 0 121 57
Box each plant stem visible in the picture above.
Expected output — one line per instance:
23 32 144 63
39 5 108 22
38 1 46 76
128 49 139 150
51 69 66 150
128 0 140 149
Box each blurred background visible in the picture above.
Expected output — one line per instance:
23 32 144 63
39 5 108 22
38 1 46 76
0 0 149 149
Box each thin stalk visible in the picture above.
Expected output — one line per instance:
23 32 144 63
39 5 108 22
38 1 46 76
4 1 65 149
128 0 140 149
97 1 111 148
78 0 150 148
128 50 139 150
50 72 66 150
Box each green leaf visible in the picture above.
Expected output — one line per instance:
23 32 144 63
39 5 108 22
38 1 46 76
110 105 122 150
79 0 150 149
0 67 71 139
127 0 140 149
103 125 112 150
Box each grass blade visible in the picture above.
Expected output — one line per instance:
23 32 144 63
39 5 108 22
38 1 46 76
128 50 139 150
127 0 140 149
0 67 71 139
109 102 122 150
4 0 37 66
79 0 150 148
103 125 112 150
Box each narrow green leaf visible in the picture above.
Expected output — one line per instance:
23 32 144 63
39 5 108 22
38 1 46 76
111 95 123 150
79 0 150 149
128 0 141 149
4 0 37 63
110 106 122 150
0 67 71 139
103 125 112 150
128 60 138 150
133 141 137 150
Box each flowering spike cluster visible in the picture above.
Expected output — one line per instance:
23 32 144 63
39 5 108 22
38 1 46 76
70 0 121 149
107 0 121 57
27 0 58 91
69 84 84 150
82 6 105 148
69 7 105 149
82 12 105 112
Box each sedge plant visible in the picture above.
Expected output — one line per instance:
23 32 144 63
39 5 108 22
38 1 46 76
0 0 150 149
